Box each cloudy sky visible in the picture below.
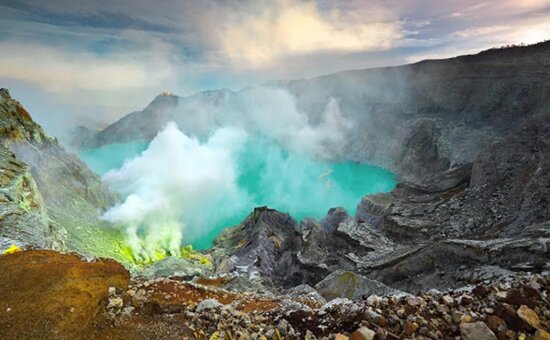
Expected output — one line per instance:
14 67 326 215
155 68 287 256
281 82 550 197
0 0 548 133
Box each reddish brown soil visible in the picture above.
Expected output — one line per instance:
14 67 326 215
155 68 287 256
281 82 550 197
0 250 285 339
0 250 129 339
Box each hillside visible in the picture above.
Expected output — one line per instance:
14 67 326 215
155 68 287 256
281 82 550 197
0 88 130 263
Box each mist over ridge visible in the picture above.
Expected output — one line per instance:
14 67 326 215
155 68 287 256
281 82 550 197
81 41 550 183
92 89 396 259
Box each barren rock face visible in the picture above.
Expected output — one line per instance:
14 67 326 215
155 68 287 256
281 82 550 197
211 206 303 288
0 250 129 339
0 145 67 252
0 88 129 264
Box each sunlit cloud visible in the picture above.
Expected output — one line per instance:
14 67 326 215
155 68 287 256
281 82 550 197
0 0 548 132
218 0 403 67
0 42 173 92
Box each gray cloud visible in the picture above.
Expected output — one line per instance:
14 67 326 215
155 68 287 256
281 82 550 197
0 0 548 133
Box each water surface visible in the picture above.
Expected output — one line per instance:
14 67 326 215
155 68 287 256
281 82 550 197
80 139 396 249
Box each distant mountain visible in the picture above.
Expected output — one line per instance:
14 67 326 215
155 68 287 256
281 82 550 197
74 41 550 182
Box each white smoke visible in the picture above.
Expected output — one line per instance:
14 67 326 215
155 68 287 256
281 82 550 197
173 86 351 159
101 87 352 259
102 122 249 261
236 87 351 158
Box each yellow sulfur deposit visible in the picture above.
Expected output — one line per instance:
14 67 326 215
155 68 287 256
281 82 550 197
181 245 212 266
2 244 22 255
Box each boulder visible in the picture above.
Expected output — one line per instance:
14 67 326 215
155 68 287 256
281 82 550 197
287 284 327 304
196 298 223 312
517 305 542 329
460 321 497 340
314 271 401 301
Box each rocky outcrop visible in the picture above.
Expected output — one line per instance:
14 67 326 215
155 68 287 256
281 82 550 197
0 88 52 146
298 208 397 279
213 205 396 290
0 89 127 263
211 207 302 288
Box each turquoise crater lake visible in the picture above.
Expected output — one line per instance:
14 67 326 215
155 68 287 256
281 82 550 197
80 139 396 249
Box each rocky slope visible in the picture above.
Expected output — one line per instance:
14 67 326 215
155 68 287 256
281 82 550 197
206 112 549 295
0 89 128 263
2 249 550 340
0 144 63 250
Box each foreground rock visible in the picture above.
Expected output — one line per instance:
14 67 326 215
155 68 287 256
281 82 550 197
0 250 129 339
3 250 550 339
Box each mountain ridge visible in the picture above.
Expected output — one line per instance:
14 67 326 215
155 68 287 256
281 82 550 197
1 40 550 338
72 41 550 182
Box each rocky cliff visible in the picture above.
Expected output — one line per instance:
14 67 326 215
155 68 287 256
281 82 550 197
0 144 64 250
280 41 550 179
64 42 550 293
0 89 128 262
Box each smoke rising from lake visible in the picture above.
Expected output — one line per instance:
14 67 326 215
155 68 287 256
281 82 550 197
93 88 396 260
